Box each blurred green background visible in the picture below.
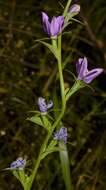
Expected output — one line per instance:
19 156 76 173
0 0 106 189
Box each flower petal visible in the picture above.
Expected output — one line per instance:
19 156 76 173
56 16 64 30
76 57 88 79
42 12 51 36
83 68 103 83
46 100 53 109
50 16 64 37
38 97 47 113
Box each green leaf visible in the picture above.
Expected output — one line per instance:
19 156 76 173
47 139 57 149
24 176 31 190
59 142 73 190
18 170 26 185
40 140 67 160
41 115 52 131
12 170 20 181
65 80 86 101
12 170 26 188
65 13 78 21
70 18 84 25
41 147 61 160
27 115 43 126
28 115 52 132
38 40 58 59
65 88 70 96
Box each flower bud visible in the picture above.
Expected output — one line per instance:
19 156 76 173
69 4 80 15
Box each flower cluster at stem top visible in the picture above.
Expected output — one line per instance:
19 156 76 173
42 4 80 38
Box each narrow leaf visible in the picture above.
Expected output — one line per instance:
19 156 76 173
28 115 52 131
65 80 86 101
38 40 58 59
59 142 73 190
41 147 61 160
28 115 44 126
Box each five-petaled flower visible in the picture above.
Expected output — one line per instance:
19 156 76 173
76 57 103 84
38 97 53 113
42 12 64 37
53 127 68 144
5 157 26 170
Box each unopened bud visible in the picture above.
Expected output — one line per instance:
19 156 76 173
69 4 80 15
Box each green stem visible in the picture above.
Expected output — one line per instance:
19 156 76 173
27 133 50 190
63 0 73 17
52 38 57 49
57 35 66 109
57 35 73 190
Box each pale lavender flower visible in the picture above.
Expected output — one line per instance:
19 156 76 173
54 127 68 143
42 12 64 37
38 97 53 113
76 57 103 84
69 4 80 15
10 157 26 170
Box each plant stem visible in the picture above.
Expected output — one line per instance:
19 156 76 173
63 0 73 17
57 35 73 190
48 35 66 134
52 38 57 49
57 36 66 109
27 132 50 190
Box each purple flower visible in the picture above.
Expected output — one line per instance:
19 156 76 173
42 12 64 37
53 127 68 143
38 97 53 113
69 4 80 15
76 57 103 84
10 157 26 170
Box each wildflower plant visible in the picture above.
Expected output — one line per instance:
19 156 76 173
6 0 103 190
